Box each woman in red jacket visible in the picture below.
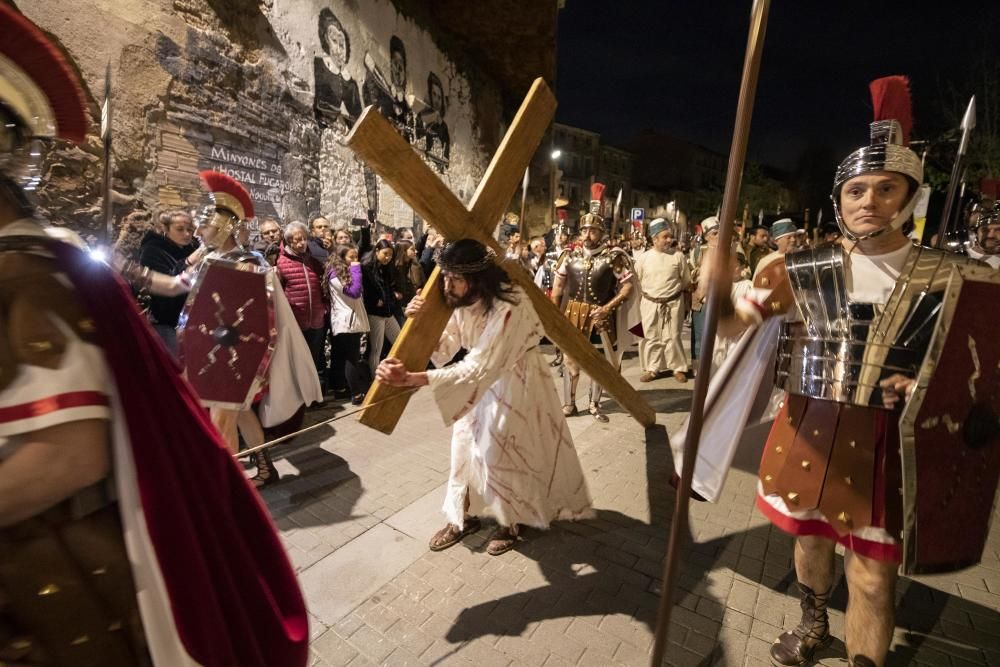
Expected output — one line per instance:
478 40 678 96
277 221 328 384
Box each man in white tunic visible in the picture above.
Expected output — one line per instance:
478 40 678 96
635 218 691 383
376 240 592 556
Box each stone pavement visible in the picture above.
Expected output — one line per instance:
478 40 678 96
256 348 1000 667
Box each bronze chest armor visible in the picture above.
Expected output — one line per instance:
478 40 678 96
563 248 618 307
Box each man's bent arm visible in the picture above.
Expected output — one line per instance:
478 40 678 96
0 419 109 527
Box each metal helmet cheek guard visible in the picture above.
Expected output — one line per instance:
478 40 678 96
831 77 924 243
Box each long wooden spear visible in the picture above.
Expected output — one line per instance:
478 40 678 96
100 61 113 247
650 1 771 663
518 166 529 239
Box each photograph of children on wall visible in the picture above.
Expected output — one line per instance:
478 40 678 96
418 71 450 172
362 35 416 142
313 8 362 129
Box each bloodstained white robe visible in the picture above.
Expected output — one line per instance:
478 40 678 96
427 287 593 529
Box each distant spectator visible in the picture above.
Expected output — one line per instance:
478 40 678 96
327 244 372 405
820 222 842 246
746 224 770 275
362 239 401 376
139 209 201 355
257 216 282 265
770 218 800 255
393 239 425 314
334 227 353 247
417 226 443 278
690 216 720 361
308 215 333 263
504 229 522 260
396 227 415 243
528 236 547 273
278 221 328 383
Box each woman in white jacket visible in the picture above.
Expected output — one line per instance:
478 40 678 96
327 245 372 404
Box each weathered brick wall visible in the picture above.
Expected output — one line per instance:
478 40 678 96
15 0 502 240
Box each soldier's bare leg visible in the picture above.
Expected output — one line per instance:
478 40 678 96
771 535 835 666
843 549 897 666
237 410 278 487
211 408 240 455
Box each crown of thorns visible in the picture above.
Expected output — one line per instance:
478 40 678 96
434 243 497 274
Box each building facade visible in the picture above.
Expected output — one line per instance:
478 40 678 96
16 0 557 240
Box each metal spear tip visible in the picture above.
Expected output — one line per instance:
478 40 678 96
961 95 976 132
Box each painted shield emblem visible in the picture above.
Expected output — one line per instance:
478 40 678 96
900 264 1000 575
178 257 277 410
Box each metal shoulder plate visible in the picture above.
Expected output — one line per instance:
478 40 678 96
0 240 98 391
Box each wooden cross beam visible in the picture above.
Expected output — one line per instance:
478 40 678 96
347 78 656 434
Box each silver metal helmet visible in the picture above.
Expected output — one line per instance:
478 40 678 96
831 78 924 243
968 200 1000 256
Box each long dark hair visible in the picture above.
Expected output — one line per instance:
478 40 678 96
363 239 395 269
323 244 358 304
438 240 518 314
394 239 414 269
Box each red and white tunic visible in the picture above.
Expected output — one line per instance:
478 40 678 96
736 245 912 562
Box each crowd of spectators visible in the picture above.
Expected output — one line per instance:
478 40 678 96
130 210 434 407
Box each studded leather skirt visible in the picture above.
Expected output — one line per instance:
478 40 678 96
0 503 148 665
758 393 903 545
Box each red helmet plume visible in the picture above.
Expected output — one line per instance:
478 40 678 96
588 182 606 217
0 3 88 143
869 75 913 145
199 170 254 220
589 182 606 205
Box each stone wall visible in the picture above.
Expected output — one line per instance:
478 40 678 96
15 0 504 240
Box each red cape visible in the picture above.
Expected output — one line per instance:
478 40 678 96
53 241 308 667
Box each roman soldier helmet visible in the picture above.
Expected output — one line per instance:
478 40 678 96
831 75 924 242
0 4 88 202
968 199 1000 256
966 180 1000 256
579 182 606 231
198 170 254 247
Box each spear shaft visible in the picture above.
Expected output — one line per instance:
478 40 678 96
100 61 113 247
650 1 771 663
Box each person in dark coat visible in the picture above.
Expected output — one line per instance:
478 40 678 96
139 209 202 356
392 239 424 318
361 239 401 376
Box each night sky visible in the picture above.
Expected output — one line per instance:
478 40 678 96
556 1 998 174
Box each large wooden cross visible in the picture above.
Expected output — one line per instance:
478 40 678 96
347 78 655 434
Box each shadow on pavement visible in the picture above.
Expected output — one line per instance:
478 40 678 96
443 418 997 666
256 404 365 526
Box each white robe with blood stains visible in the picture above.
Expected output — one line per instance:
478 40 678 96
427 287 593 529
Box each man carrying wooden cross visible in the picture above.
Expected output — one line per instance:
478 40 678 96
375 239 593 556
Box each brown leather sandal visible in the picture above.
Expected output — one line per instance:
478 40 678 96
428 516 481 552
486 525 520 556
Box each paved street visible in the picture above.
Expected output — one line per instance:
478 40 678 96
256 348 1000 667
